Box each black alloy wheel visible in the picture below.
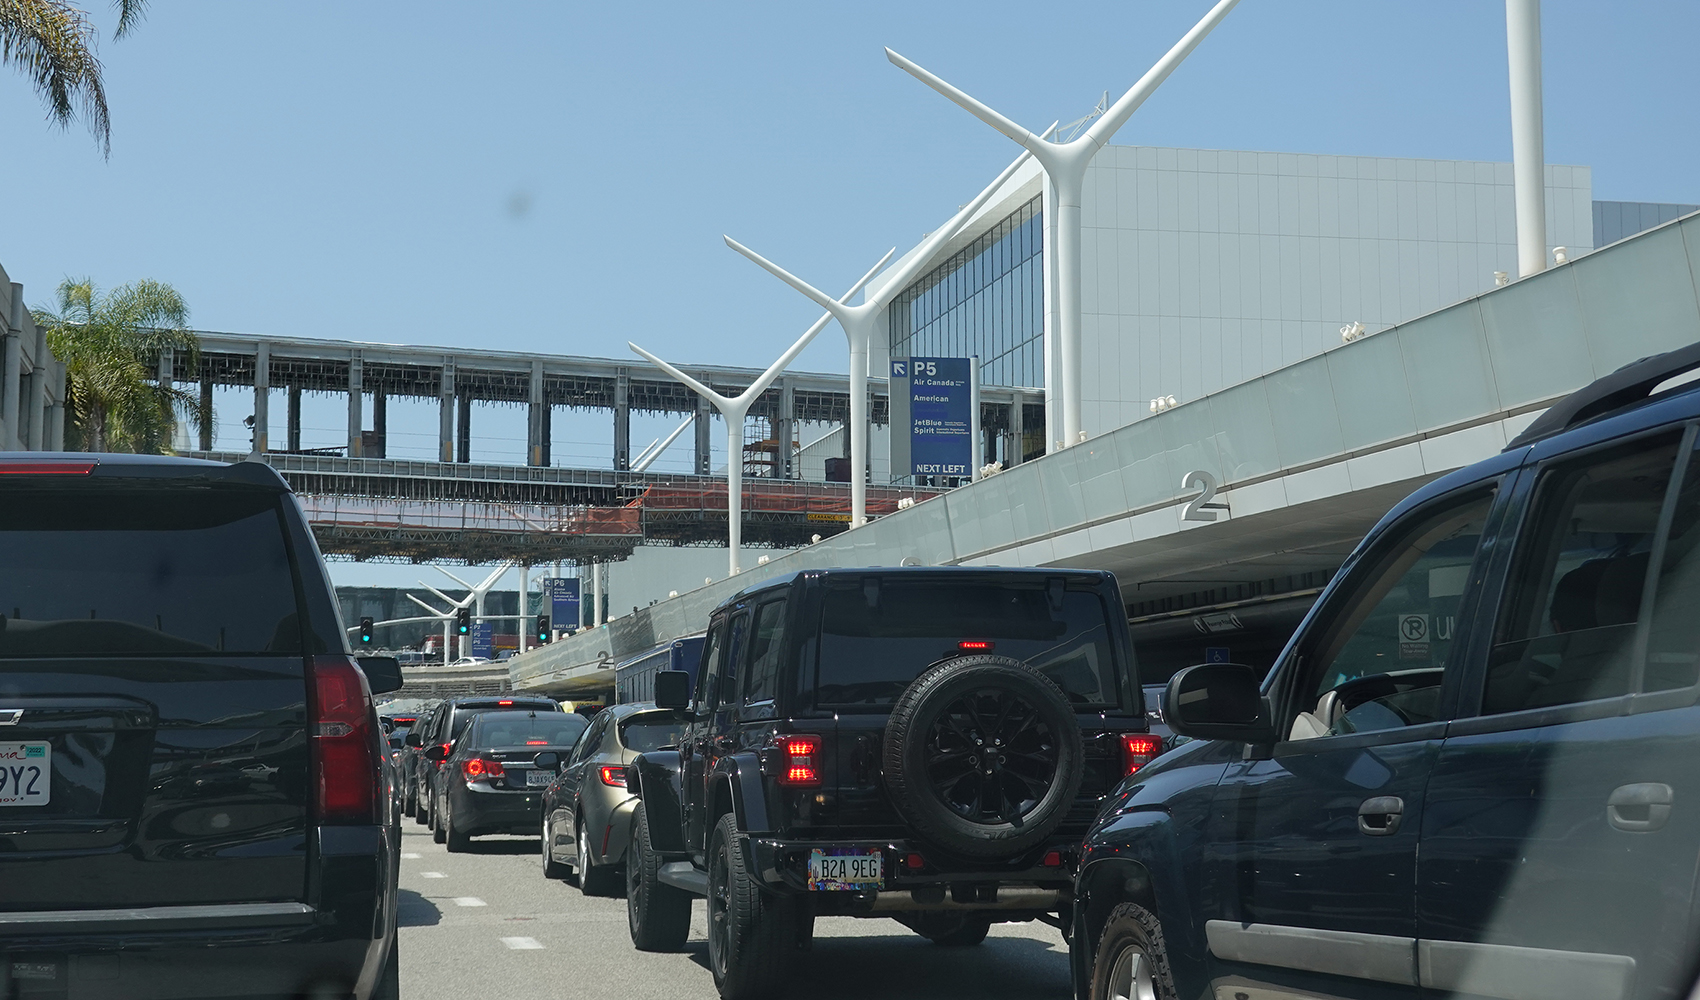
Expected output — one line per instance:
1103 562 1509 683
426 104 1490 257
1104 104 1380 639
884 654 1083 858
706 813 794 999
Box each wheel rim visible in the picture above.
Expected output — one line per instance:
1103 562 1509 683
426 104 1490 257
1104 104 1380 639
924 686 1059 824
1106 943 1157 1000
707 836 730 976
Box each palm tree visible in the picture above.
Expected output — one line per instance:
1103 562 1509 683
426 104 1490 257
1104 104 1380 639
1 0 147 157
34 277 205 453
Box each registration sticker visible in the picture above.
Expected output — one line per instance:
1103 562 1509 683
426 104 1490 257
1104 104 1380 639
808 848 883 891
0 742 50 806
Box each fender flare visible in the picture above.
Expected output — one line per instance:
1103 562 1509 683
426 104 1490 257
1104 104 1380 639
628 750 687 856
1072 809 1204 1000
707 752 771 834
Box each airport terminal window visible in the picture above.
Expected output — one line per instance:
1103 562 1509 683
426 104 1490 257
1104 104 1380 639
1292 493 1493 739
742 599 787 710
1486 436 1679 714
888 195 1044 389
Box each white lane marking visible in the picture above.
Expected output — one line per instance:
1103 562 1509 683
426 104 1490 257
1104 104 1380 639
501 937 544 950
453 897 487 907
420 871 446 879
401 852 422 859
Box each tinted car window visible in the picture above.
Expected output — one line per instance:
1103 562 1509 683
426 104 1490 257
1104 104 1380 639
816 582 1118 707
0 490 301 656
1646 437 1700 693
1486 436 1678 713
1294 493 1492 737
468 712 587 748
619 715 684 752
743 600 786 708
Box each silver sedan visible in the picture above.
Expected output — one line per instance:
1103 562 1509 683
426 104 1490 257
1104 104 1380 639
538 703 684 896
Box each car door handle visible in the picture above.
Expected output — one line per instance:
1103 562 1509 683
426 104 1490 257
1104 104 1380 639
1608 782 1673 832
1357 796 1404 836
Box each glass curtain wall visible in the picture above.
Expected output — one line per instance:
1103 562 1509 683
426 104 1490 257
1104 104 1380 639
887 196 1043 389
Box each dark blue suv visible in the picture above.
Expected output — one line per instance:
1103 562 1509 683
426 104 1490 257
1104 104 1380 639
1071 345 1700 1000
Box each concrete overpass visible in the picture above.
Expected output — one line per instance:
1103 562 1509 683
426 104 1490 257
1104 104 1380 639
509 209 1700 697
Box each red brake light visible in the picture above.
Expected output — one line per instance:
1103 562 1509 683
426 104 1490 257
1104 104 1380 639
599 765 628 787
776 734 822 786
0 460 96 475
526 740 549 745
1120 734 1164 776
903 852 926 870
958 640 994 651
307 656 380 825
463 757 505 780
498 700 513 706
1041 850 1064 868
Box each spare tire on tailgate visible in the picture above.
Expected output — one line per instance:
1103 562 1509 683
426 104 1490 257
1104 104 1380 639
882 654 1083 858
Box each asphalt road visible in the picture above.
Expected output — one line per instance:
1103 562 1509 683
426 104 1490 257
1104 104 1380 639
395 823 1074 1000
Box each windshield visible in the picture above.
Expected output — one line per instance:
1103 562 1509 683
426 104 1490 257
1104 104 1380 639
816 582 1119 707
466 712 587 749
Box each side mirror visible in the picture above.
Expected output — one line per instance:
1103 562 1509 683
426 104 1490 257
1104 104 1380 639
424 744 448 762
405 733 422 748
532 751 560 771
1163 663 1276 744
357 656 404 695
653 669 692 711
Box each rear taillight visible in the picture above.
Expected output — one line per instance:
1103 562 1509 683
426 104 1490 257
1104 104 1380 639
776 735 822 786
599 765 627 787
463 757 505 781
307 656 380 825
1120 734 1163 776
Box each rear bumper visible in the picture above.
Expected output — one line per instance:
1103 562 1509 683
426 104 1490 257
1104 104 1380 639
0 905 386 1000
744 835 1076 912
452 781 544 834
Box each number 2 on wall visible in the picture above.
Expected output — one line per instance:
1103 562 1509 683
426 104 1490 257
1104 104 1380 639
1181 470 1230 522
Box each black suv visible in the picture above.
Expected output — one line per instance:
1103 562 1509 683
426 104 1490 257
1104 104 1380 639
625 567 1157 999
1070 346 1700 1000
0 454 403 1000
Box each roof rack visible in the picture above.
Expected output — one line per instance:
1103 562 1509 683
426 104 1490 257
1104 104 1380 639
1505 340 1700 451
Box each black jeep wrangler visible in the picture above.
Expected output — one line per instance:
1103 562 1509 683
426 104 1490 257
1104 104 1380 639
624 567 1156 999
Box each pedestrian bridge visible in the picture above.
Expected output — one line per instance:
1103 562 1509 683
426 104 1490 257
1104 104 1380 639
510 210 1700 697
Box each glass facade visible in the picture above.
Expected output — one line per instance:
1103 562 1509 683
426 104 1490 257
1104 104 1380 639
887 196 1043 389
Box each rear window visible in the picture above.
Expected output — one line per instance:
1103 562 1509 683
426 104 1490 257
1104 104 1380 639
619 714 684 752
468 711 588 748
816 581 1120 708
0 489 302 657
450 702 557 740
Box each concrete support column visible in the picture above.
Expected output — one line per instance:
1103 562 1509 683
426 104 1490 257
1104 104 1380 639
776 378 795 480
527 360 545 467
438 364 456 463
592 560 604 627
252 343 270 457
48 362 65 451
1 331 19 451
372 391 387 459
346 353 364 458
539 402 551 466
694 395 712 475
456 390 471 463
198 376 214 451
517 563 529 654
286 385 302 452
26 327 48 450
1507 0 1547 278
613 370 630 471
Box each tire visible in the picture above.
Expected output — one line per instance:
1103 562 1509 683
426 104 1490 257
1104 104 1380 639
578 815 623 897
883 654 1084 859
707 813 796 1000
413 775 431 826
1090 903 1177 1000
542 815 572 880
901 912 992 946
444 797 470 853
431 792 446 845
402 780 416 819
626 804 690 953
372 934 400 1000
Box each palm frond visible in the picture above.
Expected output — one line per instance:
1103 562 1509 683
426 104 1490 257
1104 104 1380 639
0 0 110 156
111 0 143 40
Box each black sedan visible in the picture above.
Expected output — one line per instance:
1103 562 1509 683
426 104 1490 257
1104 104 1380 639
427 710 588 852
